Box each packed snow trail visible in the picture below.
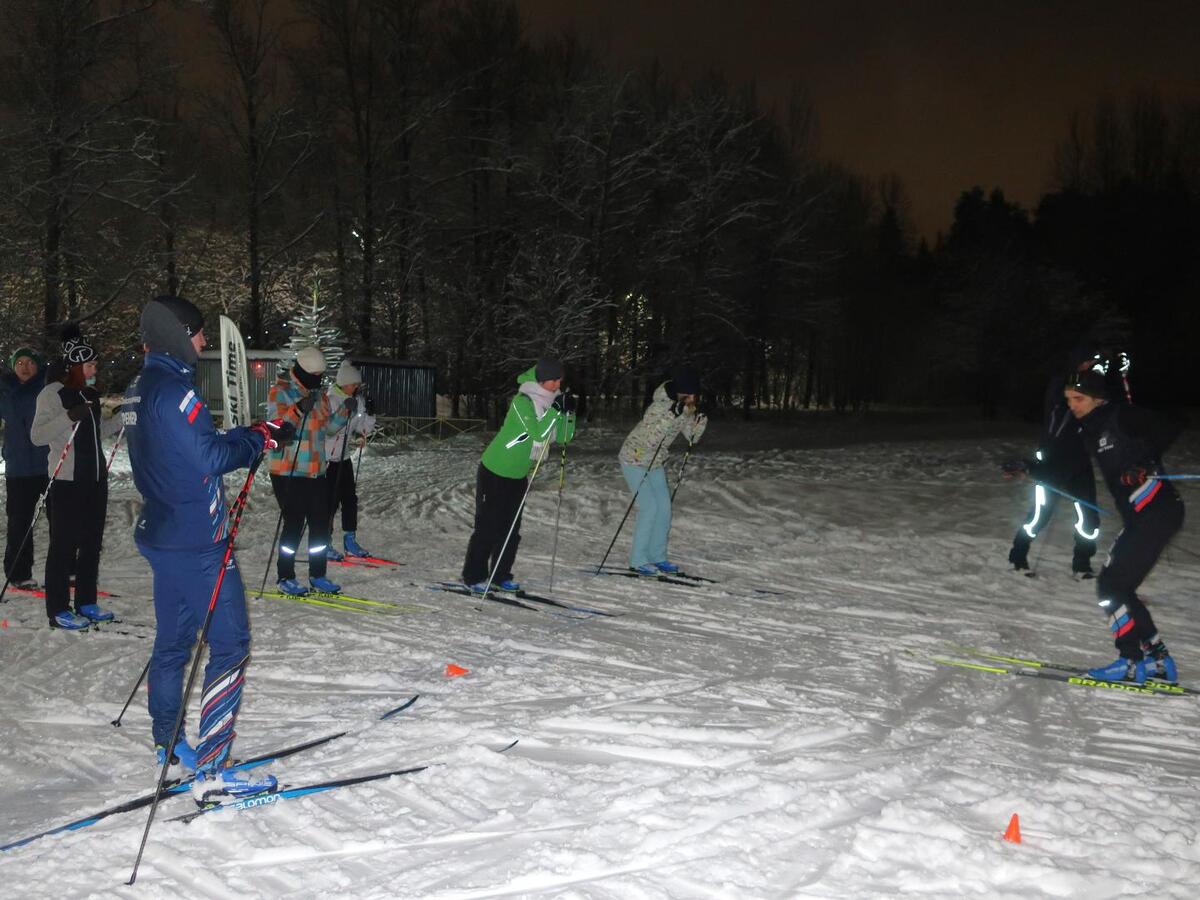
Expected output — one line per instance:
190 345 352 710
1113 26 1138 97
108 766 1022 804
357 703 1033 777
1 418 1199 897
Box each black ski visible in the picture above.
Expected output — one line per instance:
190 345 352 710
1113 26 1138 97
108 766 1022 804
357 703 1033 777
172 740 520 824
429 583 541 612
0 696 419 852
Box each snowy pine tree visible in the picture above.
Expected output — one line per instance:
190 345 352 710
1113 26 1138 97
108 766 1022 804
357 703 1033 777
287 286 345 371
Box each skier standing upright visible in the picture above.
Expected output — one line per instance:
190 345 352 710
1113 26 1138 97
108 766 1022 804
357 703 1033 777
461 358 575 592
124 296 286 801
1006 349 1103 577
618 367 708 574
30 334 120 629
1 348 49 588
324 359 376 560
1062 369 1184 684
267 347 351 595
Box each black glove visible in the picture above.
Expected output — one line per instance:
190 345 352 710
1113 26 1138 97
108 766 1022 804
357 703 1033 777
267 419 297 447
1121 465 1149 487
66 403 91 422
80 386 101 403
552 393 577 414
343 395 358 415
297 392 318 414
670 399 687 417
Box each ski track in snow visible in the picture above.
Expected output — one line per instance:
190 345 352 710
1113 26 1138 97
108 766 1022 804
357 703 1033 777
2 426 1200 897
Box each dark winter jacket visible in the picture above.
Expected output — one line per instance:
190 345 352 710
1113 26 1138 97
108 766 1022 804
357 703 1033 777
0 368 49 478
1028 375 1094 492
1076 400 1181 527
123 353 262 550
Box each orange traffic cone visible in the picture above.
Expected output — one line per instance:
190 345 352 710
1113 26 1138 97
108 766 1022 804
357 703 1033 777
1003 813 1021 844
445 663 469 678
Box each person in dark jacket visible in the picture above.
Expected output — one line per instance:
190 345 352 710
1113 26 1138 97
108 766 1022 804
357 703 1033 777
1 348 50 587
1006 351 1103 576
30 335 121 629
1065 369 1184 684
125 295 285 804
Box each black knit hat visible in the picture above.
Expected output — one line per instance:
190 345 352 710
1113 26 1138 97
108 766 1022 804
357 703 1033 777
62 336 97 364
1066 369 1107 399
535 357 564 383
669 367 700 397
153 295 205 337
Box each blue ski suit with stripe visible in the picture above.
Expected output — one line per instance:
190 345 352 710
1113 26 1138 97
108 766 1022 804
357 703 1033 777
123 352 264 767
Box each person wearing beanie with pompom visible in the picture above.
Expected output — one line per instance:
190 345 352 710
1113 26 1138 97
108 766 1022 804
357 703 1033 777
324 359 376 560
1060 368 1185 685
267 346 352 595
1 347 49 588
30 330 122 628
617 366 708 575
461 357 576 592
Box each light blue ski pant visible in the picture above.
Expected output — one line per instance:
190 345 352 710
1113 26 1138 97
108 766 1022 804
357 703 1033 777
620 464 672 569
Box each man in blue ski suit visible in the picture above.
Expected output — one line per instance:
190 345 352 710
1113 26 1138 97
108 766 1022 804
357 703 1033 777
124 296 285 803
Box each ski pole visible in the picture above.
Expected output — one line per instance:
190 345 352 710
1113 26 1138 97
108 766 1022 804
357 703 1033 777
594 434 668 574
0 420 80 605
1143 474 1200 481
255 399 314 598
670 438 695 504
477 437 553 598
106 423 126 472
127 453 264 885
548 441 568 592
111 654 151 728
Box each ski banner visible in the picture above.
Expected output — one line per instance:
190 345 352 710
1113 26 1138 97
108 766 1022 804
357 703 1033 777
218 314 250 429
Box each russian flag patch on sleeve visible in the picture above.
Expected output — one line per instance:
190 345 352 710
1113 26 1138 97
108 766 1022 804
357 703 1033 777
178 389 203 424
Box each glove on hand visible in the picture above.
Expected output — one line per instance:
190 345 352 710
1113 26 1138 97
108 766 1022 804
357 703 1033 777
670 399 687 417
297 392 318 414
343 395 358 415
80 386 101 403
552 392 577 414
66 403 91 422
1121 466 1149 487
250 419 296 451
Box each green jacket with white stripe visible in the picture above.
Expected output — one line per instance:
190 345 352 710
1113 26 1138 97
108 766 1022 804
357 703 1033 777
480 366 576 479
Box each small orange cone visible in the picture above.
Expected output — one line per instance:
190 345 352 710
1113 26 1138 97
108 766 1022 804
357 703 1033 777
1003 813 1022 844
1 618 7 629
445 663 469 678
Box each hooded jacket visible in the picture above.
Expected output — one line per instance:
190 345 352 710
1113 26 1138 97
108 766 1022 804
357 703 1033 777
619 382 707 469
0 364 50 478
479 366 575 479
123 352 262 549
267 367 350 478
324 383 377 461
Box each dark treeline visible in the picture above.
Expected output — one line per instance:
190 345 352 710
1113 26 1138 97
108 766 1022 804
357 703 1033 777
2 0 1198 419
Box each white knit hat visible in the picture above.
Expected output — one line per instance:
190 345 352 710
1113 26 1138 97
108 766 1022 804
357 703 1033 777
336 358 362 386
296 346 326 375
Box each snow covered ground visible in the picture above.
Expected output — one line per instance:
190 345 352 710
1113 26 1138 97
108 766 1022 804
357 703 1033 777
2 413 1200 898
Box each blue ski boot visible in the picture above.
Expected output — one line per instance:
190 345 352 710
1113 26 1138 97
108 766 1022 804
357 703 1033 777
52 610 89 630
633 564 659 576
77 603 115 623
344 532 370 557
155 738 198 772
326 545 345 562
654 560 682 574
1087 657 1147 684
310 576 341 594
464 581 491 594
191 767 277 806
496 579 521 592
277 578 308 596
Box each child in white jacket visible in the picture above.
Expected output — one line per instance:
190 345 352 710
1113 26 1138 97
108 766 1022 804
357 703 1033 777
324 359 377 559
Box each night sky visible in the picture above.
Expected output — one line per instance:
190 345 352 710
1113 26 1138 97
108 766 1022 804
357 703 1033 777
518 0 1200 239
